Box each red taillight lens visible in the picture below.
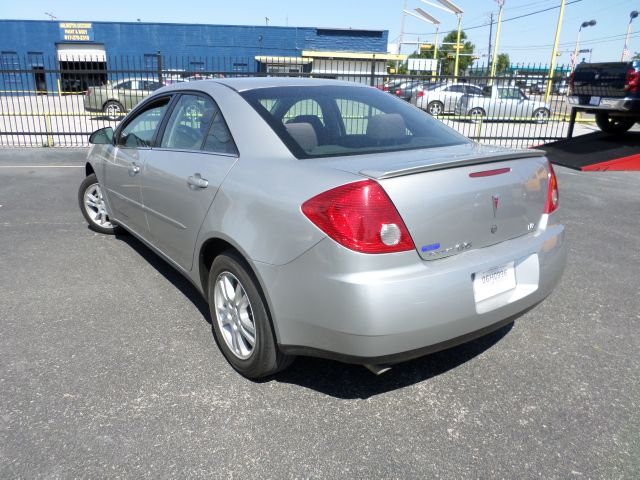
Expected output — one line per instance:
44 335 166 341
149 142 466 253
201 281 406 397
417 90 424 97
625 68 639 93
301 180 415 254
544 162 559 214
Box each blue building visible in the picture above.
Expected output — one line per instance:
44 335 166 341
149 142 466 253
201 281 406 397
0 19 402 92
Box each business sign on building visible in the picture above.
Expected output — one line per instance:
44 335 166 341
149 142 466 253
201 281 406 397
59 22 94 42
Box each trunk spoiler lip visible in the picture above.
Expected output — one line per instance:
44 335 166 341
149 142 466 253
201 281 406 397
360 149 546 180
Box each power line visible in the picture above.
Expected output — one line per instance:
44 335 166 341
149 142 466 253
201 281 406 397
463 0 584 32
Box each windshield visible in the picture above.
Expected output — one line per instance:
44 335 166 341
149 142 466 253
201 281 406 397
240 85 470 159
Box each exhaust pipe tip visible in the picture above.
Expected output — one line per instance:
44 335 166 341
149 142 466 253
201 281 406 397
364 364 392 375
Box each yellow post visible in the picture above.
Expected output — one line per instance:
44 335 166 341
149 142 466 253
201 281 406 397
489 2 504 79
432 25 440 78
453 14 462 79
57 79 61 97
44 114 53 147
545 0 567 102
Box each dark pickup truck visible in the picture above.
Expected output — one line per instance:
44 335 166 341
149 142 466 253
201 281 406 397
567 60 640 133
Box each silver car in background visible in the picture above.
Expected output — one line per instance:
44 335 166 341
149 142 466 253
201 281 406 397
79 78 566 379
456 85 552 123
411 82 484 116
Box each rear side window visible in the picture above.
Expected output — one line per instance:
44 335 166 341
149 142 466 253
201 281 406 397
160 94 237 155
240 85 468 159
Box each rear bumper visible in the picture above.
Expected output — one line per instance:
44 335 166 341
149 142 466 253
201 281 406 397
256 215 567 363
567 95 640 113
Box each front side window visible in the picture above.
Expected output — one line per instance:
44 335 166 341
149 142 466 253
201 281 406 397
498 88 523 100
117 99 169 148
241 85 469 159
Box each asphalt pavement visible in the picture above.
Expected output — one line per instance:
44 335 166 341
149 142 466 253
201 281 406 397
1 148 639 478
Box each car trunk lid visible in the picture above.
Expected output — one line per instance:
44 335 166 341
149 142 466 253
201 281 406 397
308 144 549 261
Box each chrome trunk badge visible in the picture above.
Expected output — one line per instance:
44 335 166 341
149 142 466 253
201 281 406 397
492 194 500 218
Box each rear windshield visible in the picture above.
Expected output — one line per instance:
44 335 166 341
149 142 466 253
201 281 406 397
240 85 469 159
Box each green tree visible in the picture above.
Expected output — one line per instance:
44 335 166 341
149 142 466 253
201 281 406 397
494 53 510 74
633 52 640 60
438 30 475 75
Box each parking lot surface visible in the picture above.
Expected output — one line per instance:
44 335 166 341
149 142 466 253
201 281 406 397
1 148 639 478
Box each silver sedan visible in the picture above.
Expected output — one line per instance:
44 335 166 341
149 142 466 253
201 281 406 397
79 78 566 378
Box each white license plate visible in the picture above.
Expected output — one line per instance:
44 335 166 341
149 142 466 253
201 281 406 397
589 96 601 106
473 261 516 303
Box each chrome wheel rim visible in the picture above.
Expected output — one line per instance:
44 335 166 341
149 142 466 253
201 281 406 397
428 103 442 115
214 272 256 360
534 109 549 123
84 183 114 229
105 103 121 119
469 109 484 122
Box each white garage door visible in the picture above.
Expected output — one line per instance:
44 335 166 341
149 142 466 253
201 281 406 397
56 44 106 62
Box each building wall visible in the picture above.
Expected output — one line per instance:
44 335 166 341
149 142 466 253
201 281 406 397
0 20 387 60
0 20 388 91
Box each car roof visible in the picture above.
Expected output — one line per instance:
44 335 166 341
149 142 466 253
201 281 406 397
162 76 370 93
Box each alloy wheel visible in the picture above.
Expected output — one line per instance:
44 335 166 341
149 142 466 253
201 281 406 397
214 272 257 360
83 183 114 229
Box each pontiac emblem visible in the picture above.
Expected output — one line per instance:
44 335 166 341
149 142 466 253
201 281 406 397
491 194 500 218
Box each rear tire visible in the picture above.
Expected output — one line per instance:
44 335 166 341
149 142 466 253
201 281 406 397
595 112 636 134
208 251 293 379
103 100 124 121
532 108 550 124
426 101 444 116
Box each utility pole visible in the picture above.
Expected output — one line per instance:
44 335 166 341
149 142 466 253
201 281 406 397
487 12 494 72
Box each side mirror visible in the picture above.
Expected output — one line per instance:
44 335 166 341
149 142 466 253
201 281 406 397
89 127 114 145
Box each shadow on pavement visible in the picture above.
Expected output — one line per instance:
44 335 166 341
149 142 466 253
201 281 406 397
114 231 514 399
115 232 211 322
272 324 512 399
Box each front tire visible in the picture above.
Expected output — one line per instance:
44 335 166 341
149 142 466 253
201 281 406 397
208 251 293 379
78 173 120 235
595 112 636 134
468 107 486 124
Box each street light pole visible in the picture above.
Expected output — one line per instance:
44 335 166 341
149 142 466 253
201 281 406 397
453 13 463 79
545 0 566 102
572 19 596 72
622 10 639 61
489 0 505 80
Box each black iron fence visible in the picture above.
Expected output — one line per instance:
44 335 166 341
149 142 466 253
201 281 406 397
0 53 584 148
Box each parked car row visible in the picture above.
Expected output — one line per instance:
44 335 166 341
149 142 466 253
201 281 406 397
384 81 551 123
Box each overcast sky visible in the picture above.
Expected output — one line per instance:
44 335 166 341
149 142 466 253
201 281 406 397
4 0 639 64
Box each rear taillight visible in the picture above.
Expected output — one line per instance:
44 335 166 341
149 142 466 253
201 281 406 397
544 162 559 214
417 90 424 97
301 180 415 254
395 89 402 96
568 72 575 95
625 68 639 93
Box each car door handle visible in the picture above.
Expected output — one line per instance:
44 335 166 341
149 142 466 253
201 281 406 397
187 173 209 189
129 162 140 176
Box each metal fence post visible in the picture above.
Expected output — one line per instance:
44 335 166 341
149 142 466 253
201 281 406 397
157 51 163 83
370 55 376 87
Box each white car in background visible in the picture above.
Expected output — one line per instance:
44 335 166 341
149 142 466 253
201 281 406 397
411 82 484 116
